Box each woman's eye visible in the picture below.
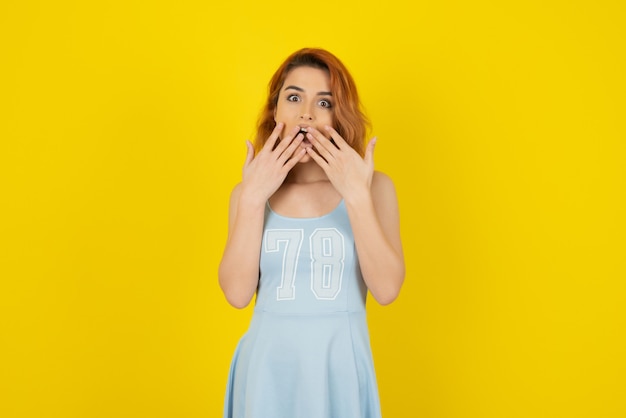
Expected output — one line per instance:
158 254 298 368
287 94 300 102
318 99 332 108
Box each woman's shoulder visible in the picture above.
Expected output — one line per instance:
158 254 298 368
370 170 400 211
227 182 245 209
371 171 397 196
372 170 393 184
230 181 243 194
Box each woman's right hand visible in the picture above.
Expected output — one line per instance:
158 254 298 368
240 122 306 204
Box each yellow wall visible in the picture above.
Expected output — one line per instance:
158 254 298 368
1 1 624 417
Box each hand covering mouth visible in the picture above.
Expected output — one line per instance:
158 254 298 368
298 127 312 146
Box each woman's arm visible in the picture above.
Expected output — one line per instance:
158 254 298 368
218 183 266 308
218 124 306 308
344 171 405 305
304 126 405 305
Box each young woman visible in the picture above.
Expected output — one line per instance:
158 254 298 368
219 48 405 418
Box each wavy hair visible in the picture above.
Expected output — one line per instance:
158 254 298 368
254 48 369 156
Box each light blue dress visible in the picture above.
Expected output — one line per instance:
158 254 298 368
224 200 382 418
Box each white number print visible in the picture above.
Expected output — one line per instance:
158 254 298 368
264 228 345 301
309 228 344 300
264 229 303 300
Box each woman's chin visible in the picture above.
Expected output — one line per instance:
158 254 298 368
298 152 313 164
296 148 319 165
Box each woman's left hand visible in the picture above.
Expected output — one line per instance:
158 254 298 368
305 126 377 200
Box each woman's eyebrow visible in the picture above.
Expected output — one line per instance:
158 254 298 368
284 85 332 96
284 85 304 92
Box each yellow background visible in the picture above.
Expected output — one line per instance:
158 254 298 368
1 1 624 417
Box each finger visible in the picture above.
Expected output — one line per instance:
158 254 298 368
244 140 255 167
365 136 377 165
307 126 335 151
305 133 335 163
278 132 305 163
323 125 349 149
282 148 307 172
275 125 303 155
305 147 329 168
306 127 337 160
262 122 284 152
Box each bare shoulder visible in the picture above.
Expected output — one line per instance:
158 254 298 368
371 171 398 201
370 171 402 252
226 182 244 229
230 182 243 202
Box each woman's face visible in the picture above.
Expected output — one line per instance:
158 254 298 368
274 66 334 161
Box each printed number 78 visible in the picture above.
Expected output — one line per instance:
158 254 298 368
264 228 345 301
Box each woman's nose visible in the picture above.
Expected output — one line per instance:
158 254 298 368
299 105 313 120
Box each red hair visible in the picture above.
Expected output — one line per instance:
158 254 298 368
254 48 369 156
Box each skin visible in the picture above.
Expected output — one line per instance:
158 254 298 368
218 66 405 308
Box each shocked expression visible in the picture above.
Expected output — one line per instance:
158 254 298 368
274 66 334 158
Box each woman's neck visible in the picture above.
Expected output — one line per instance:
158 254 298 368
284 161 329 184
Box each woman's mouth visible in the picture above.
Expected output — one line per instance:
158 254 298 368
299 128 312 146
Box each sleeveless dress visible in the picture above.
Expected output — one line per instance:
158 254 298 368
223 200 382 418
